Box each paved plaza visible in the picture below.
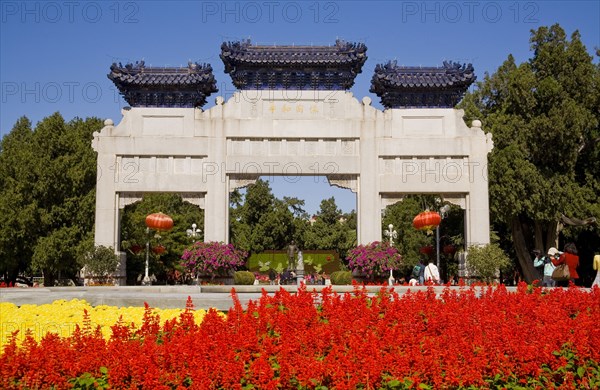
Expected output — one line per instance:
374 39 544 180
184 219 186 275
0 285 525 312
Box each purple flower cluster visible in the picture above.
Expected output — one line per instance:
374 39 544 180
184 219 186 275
181 241 247 277
346 241 403 278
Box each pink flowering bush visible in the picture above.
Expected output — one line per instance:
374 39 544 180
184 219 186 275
347 241 403 279
181 241 247 278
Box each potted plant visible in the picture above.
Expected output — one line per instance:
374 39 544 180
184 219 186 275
181 241 247 283
347 241 403 282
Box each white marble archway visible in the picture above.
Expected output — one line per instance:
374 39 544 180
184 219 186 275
93 90 492 284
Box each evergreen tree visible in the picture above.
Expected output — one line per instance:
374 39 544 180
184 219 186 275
0 113 102 285
459 24 599 282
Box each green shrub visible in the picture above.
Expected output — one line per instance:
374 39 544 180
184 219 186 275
466 243 511 283
330 270 352 285
233 271 255 285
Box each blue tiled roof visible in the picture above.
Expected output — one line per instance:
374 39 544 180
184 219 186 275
370 61 476 108
108 61 218 108
220 39 367 90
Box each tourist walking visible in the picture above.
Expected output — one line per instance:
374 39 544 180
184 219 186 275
424 260 440 285
552 242 579 287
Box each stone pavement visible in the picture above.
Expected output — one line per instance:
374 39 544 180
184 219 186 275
0 285 526 311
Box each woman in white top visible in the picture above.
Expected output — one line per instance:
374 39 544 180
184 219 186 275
424 261 441 285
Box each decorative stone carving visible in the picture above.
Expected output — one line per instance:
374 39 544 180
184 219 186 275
118 193 144 209
327 175 358 193
230 176 259 191
180 193 206 208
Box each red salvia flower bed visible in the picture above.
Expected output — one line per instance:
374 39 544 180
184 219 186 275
1 284 599 389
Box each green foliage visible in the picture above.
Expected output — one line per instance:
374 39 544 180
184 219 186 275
0 114 102 285
81 246 120 282
230 179 296 253
459 24 600 282
247 251 340 274
466 243 512 283
330 270 352 285
230 181 356 261
248 252 288 271
234 271 256 285
68 366 109 389
302 197 357 260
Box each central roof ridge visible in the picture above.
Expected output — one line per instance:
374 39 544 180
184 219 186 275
220 39 368 90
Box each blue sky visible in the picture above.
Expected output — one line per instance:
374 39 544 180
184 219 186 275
1 0 598 215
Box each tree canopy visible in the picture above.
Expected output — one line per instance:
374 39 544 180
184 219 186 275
0 113 102 285
230 179 356 260
459 24 600 282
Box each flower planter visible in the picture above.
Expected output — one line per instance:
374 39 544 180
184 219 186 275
351 270 389 285
196 275 234 285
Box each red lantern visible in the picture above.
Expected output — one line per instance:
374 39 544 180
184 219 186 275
443 244 456 255
419 245 434 256
152 245 166 255
145 212 174 231
412 211 441 231
130 244 143 255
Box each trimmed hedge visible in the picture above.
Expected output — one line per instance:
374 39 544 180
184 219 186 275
233 271 255 285
330 270 352 285
247 250 341 274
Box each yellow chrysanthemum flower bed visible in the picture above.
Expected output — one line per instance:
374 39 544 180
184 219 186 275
0 299 212 349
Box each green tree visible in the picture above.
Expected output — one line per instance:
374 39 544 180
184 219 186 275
0 114 101 285
230 179 296 254
465 243 512 283
0 117 36 283
459 24 599 282
81 245 120 284
303 197 356 260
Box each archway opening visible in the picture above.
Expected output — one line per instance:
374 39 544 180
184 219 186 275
229 176 357 275
120 193 204 285
382 195 465 284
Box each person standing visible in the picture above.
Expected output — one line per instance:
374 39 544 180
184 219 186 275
552 242 579 287
592 254 600 288
418 259 426 285
424 260 440 285
532 249 545 283
540 248 558 287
